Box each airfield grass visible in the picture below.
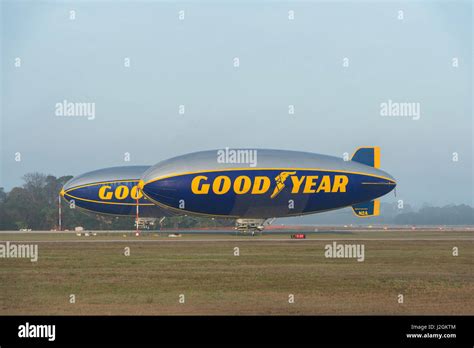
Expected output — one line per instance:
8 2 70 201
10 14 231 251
0 231 473 315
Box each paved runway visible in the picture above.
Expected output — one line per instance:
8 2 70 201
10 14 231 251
1 228 472 242
2 238 473 243
0 238 474 244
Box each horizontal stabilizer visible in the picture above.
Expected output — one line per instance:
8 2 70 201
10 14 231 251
351 146 380 168
352 200 380 218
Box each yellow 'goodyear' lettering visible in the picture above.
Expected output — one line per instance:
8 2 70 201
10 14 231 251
98 185 143 200
191 172 349 198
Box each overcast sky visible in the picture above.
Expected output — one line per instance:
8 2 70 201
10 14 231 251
1 0 472 208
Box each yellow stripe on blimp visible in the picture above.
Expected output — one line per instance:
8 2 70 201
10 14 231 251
374 199 380 215
63 192 155 206
373 146 381 169
64 179 139 192
62 179 154 206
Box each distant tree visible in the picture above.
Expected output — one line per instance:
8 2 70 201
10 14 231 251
0 188 6 203
0 188 15 229
395 204 474 225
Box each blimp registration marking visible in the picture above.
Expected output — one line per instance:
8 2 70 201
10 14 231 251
191 171 348 197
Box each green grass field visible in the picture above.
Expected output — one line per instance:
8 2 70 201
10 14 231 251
0 230 472 315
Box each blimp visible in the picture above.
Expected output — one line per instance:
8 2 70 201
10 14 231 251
139 147 396 230
60 166 178 227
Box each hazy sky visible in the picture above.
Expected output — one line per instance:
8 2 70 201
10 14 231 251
1 0 472 208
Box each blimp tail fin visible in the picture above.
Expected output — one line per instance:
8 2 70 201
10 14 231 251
351 146 380 169
352 199 380 217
